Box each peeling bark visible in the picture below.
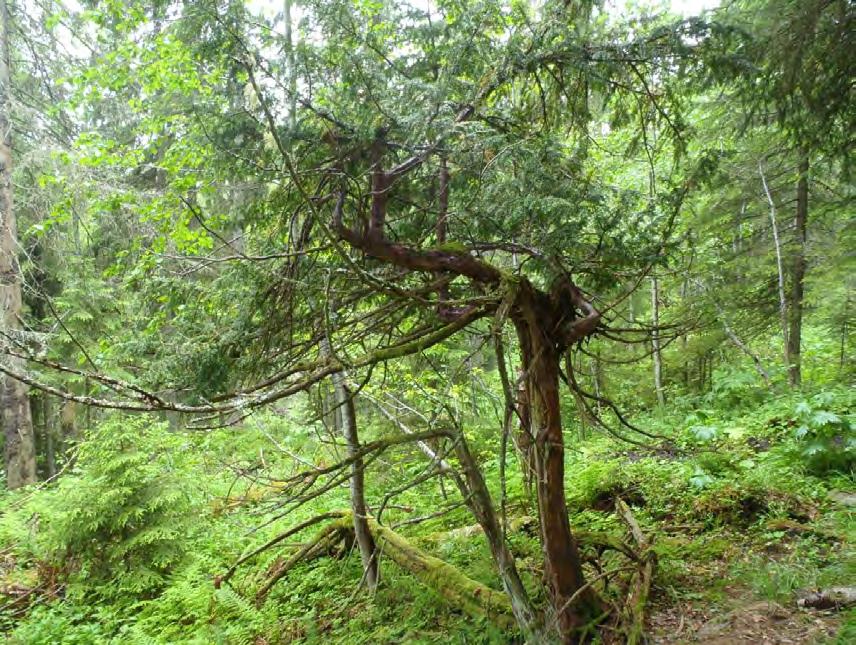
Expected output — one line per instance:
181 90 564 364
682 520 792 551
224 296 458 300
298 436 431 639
514 282 602 638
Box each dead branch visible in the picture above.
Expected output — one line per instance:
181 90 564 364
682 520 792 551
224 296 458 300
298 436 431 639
615 499 656 645
255 518 351 603
219 510 348 586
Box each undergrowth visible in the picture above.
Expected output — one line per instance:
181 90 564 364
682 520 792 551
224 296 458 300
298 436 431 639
0 384 852 643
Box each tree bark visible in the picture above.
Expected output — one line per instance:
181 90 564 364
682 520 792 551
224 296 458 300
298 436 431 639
451 432 541 638
514 282 601 639
1 0 36 489
788 150 809 387
760 162 791 383
651 276 665 406
43 395 56 478
320 336 378 591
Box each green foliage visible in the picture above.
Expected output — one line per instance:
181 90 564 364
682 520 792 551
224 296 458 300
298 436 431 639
2 0 853 642
705 366 766 408
734 556 813 604
0 417 199 642
7 604 112 645
37 417 195 601
835 610 856 645
790 394 855 475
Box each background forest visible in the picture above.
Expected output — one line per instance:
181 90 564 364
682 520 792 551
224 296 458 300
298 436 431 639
0 0 853 643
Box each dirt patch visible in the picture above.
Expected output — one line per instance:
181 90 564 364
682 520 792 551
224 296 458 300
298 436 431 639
649 595 841 644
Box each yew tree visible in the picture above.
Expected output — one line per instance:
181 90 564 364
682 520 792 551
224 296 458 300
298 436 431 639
0 0 715 641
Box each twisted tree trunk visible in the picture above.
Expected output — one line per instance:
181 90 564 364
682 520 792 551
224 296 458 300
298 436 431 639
334 142 604 642
514 281 602 639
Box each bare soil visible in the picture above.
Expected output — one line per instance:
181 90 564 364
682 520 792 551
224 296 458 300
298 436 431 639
649 593 842 644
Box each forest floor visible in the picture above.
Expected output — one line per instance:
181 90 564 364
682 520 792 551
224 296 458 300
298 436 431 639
643 485 853 645
649 579 843 644
650 595 841 644
0 387 853 643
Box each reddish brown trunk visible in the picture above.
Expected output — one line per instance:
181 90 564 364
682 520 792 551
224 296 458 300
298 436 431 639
436 157 448 244
515 284 600 640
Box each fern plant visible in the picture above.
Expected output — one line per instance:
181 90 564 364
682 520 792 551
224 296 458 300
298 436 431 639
36 416 196 602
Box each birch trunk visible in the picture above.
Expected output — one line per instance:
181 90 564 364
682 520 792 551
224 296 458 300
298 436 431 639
760 162 792 383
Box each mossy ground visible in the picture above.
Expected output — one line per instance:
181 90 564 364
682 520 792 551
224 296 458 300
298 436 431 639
1 388 852 643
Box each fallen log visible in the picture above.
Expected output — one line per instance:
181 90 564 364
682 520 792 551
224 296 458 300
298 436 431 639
249 512 515 629
366 518 516 629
